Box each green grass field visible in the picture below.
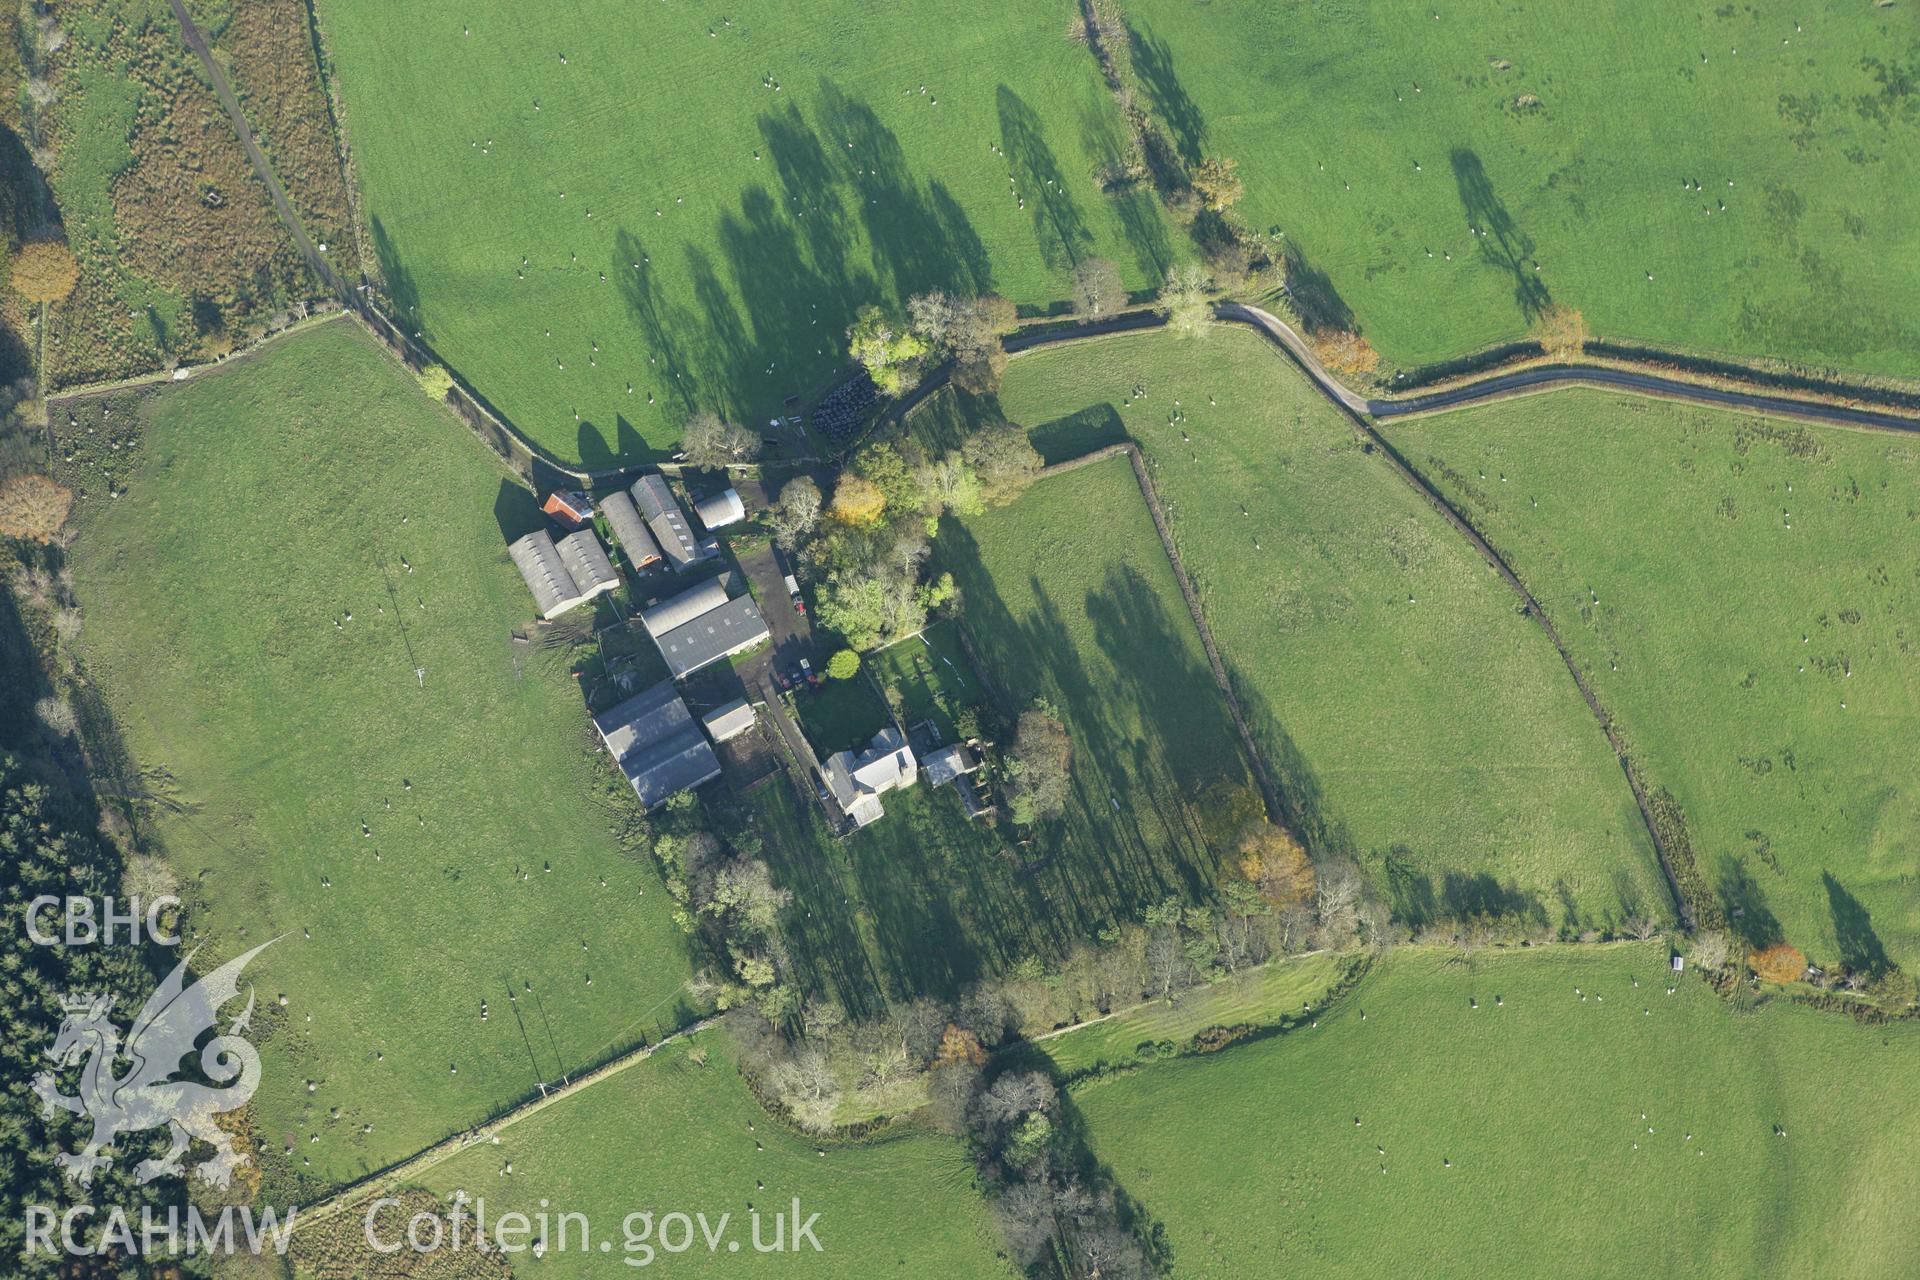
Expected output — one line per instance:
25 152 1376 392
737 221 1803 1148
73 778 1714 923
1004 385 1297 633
734 454 1253 1011
1069 943 1920 1278
1036 949 1346 1079
64 322 694 1189
316 0 1180 462
399 1031 1011 1279
1120 0 1920 376
1383 393 1920 971
996 327 1665 933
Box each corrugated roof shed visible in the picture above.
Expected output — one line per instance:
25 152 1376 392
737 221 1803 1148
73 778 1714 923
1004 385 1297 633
592 680 689 761
555 528 619 598
600 491 662 568
639 576 730 638
693 487 747 530
508 530 587 619
618 730 721 809
701 698 756 742
653 595 771 678
631 474 704 570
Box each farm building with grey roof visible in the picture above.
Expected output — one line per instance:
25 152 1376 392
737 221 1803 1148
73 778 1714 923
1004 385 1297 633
653 594 771 679
508 528 619 619
631 473 717 572
599 490 662 569
590 680 721 809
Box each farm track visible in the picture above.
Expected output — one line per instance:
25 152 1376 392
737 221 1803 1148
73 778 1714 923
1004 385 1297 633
287 1014 719 1233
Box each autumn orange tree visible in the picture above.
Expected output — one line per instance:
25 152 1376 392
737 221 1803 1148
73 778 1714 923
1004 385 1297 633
827 473 887 527
1749 944 1807 984
10 238 79 304
932 1024 987 1068
0 473 73 542
1310 328 1381 377
1237 822 1315 908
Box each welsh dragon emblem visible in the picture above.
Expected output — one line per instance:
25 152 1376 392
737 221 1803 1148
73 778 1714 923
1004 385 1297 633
34 939 278 1190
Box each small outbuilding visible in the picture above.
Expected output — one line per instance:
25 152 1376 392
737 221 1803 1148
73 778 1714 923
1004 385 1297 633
693 487 747 531
701 698 757 742
542 490 594 529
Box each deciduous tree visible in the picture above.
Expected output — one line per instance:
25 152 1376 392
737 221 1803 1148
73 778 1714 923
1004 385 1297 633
1158 263 1213 337
848 304 929 396
10 237 78 303
680 410 760 471
1071 256 1126 318
1007 707 1071 824
1750 943 1807 984
960 423 1042 506
769 476 821 549
0 473 72 542
828 473 888 527
1193 156 1244 211
1238 823 1316 908
1533 304 1589 358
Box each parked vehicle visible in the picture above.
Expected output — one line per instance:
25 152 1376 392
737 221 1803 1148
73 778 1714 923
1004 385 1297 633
784 574 805 613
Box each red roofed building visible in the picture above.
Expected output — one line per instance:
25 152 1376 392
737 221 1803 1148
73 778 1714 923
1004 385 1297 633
542 490 594 529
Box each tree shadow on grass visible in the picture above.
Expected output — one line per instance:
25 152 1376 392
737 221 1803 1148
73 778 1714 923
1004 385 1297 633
610 86 993 440
493 477 545 544
370 215 423 336
1128 24 1206 166
1077 99 1173 283
1717 856 1783 952
1028 404 1126 464
1277 240 1357 337
999 85 1091 271
1824 871 1889 976
1450 147 1550 322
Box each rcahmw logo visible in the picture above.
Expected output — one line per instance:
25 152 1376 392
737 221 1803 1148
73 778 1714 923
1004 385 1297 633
32 938 278 1191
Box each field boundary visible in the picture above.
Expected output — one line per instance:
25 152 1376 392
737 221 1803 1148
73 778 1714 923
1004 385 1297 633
1213 306 1690 925
1027 441 1286 827
287 1014 719 1233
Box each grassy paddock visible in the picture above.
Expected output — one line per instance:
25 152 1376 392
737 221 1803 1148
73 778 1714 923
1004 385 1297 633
1384 392 1920 970
1038 949 1347 1079
292 1030 1012 1278
1074 943 1920 1278
64 323 693 1189
317 0 1181 461
996 327 1666 933
1120 0 1919 377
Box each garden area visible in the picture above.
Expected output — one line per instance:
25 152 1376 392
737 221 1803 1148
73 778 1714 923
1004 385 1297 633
1385 390 1920 976
61 322 695 1194
732 453 1256 1014
868 621 985 744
